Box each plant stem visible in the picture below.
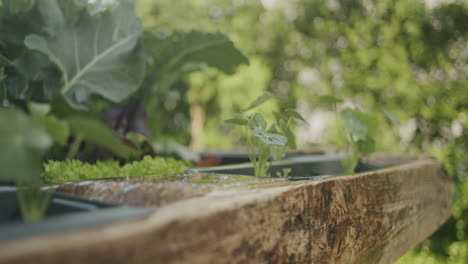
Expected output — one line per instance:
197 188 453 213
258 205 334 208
17 182 51 222
66 135 83 159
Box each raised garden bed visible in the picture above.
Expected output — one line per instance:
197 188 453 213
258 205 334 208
0 153 452 264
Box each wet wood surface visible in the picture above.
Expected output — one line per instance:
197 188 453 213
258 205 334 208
0 154 452 264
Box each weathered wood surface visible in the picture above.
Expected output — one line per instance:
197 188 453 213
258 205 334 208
0 154 452 264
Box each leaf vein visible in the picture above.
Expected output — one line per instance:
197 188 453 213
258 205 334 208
61 33 138 94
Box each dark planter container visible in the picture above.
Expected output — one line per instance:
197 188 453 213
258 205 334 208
0 186 152 243
189 154 381 180
196 149 325 167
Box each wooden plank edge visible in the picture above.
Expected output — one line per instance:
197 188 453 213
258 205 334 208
0 158 452 264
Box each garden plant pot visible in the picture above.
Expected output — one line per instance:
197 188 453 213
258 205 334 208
0 153 452 264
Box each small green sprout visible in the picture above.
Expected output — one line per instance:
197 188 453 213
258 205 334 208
276 168 292 178
17 181 51 222
225 92 308 177
318 94 394 174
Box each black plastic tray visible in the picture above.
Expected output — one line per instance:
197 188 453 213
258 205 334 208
0 186 153 243
198 151 307 166
188 154 382 180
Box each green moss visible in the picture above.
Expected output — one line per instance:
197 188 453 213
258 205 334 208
42 156 191 184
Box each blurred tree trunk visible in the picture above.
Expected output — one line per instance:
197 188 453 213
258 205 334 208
189 100 205 151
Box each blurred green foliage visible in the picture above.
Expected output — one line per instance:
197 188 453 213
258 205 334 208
136 0 467 262
42 156 190 184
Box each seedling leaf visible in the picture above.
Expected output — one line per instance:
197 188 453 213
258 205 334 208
248 113 267 130
241 92 272 112
286 108 310 126
357 137 376 155
253 128 287 146
268 123 278 133
340 108 367 137
269 145 286 161
225 113 249 126
279 119 297 149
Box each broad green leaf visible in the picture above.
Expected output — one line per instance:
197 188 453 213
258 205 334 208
317 95 343 105
241 92 272 112
2 52 58 103
12 51 52 81
25 0 145 109
285 108 310 126
253 128 287 146
143 30 248 139
0 108 52 183
0 3 43 48
248 113 267 130
145 30 249 77
143 30 249 99
57 0 82 25
68 116 136 158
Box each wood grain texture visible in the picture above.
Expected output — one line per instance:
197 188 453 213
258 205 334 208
0 155 452 264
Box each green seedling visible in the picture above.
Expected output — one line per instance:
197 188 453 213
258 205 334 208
318 95 392 174
17 181 51 222
276 168 292 178
225 92 308 177
339 108 378 174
